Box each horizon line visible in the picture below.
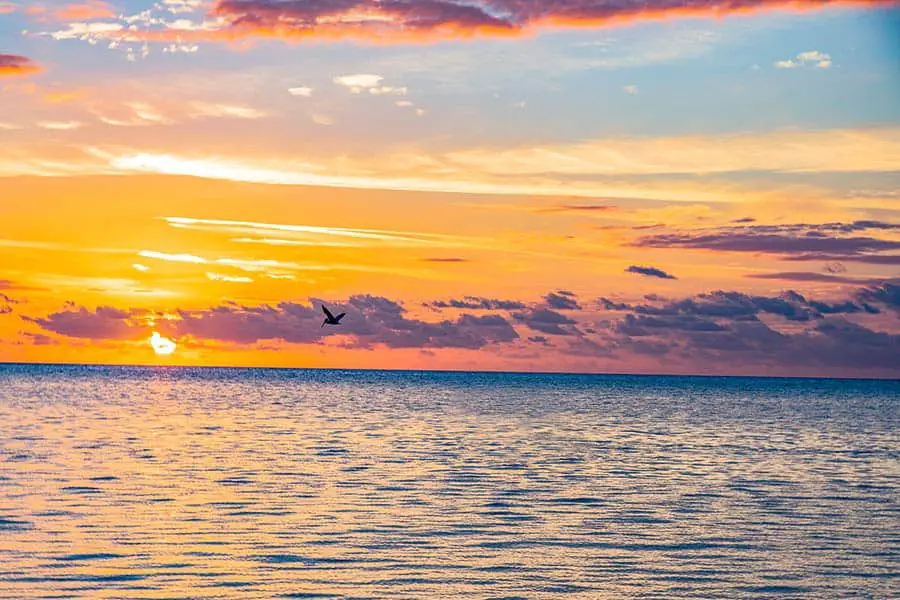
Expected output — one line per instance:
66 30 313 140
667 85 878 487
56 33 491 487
0 361 897 383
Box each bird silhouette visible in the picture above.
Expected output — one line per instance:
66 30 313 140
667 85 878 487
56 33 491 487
321 304 346 327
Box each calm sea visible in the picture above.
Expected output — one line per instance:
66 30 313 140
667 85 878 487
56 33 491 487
1 365 898 599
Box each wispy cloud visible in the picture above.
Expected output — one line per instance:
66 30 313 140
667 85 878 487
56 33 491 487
288 86 313 97
164 216 470 247
137 250 207 264
206 271 254 283
188 102 267 119
52 1 115 21
37 121 82 130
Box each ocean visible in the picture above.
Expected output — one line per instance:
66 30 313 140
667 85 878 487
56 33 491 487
0 364 897 599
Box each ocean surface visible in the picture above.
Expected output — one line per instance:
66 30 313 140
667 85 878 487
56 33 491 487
0 365 898 599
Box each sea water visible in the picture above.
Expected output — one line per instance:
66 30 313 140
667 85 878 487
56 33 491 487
0 365 898 599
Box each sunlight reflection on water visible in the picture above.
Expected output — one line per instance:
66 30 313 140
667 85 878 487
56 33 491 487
0 366 898 599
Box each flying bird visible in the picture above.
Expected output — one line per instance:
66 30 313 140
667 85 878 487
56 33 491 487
321 304 346 327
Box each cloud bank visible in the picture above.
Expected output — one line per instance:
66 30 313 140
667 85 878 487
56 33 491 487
22 284 900 375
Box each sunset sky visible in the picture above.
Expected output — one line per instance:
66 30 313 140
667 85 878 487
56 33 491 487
1 0 899 376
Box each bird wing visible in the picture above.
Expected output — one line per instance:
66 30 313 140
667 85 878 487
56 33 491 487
335 312 346 322
322 305 335 320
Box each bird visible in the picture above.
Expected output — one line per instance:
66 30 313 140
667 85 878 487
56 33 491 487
321 304 346 327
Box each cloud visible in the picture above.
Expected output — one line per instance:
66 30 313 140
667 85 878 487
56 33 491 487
0 54 41 77
775 50 832 69
600 290 830 322
626 265 677 280
746 272 897 285
206 272 254 283
855 283 900 311
207 0 891 44
333 73 384 93
24 294 523 350
53 1 115 20
783 253 900 266
37 121 82 130
138 250 207 264
544 291 581 310
623 84 639 94
633 221 900 264
23 306 148 340
512 307 579 335
288 86 313 97
426 296 527 310
537 204 617 214
421 257 469 263
188 102 267 119
20 284 900 374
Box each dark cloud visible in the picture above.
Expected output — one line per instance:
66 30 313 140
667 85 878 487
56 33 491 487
527 335 552 346
855 283 900 311
635 232 899 254
616 313 726 336
22 306 147 340
601 290 825 322
633 221 900 264
19 332 58 346
0 294 13 316
0 54 40 77
28 296 519 350
512 307 578 335
544 291 582 310
420 257 469 262
426 296 528 310
20 284 900 375
823 262 847 274
626 265 677 280
784 253 900 265
731 217 756 223
746 272 896 285
209 0 880 41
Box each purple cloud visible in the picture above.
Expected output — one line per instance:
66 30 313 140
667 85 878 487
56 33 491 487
633 221 900 264
209 0 892 42
544 291 582 310
426 296 527 310
626 265 677 280
512 307 578 335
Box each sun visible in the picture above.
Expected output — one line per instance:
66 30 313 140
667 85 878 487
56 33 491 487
149 332 176 356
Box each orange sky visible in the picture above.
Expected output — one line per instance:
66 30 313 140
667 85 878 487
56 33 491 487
1 0 898 376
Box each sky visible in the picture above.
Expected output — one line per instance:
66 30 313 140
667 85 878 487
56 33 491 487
1 0 899 377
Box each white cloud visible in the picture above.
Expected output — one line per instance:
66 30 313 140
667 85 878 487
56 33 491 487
132 263 150 272
162 0 203 13
623 84 639 95
333 73 383 93
395 100 414 107
188 102 266 119
288 86 313 97
370 86 407 96
206 272 253 283
138 249 206 264
312 113 334 126
775 50 832 69
37 121 82 130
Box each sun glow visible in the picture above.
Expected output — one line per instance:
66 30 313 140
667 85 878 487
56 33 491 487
150 331 176 356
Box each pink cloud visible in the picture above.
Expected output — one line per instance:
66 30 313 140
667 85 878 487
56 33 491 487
0 54 41 77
